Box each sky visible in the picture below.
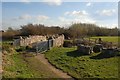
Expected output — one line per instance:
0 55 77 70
1 0 119 30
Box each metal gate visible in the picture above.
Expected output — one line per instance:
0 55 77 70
36 39 53 53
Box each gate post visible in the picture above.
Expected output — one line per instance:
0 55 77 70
48 40 50 50
36 42 38 55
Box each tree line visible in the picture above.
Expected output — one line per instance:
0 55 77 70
1 23 120 40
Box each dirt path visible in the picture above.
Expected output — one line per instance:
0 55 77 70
35 54 73 78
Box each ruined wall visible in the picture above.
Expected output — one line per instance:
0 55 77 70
53 34 64 47
13 34 64 47
13 39 20 46
77 44 92 55
13 35 47 46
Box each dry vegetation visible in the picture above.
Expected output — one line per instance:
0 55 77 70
1 23 120 41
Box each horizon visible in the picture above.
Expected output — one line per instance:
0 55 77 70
1 22 119 32
1 1 118 30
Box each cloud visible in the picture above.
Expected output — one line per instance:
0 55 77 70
19 14 31 20
86 2 91 6
12 14 31 21
74 16 96 24
97 23 118 28
12 14 49 22
43 0 62 6
97 9 116 16
58 15 96 26
64 11 70 15
21 0 30 3
63 10 96 24
72 10 88 16
37 15 49 21
58 17 65 22
58 16 96 28
64 10 88 16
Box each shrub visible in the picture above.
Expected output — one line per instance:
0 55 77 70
15 46 26 52
2 43 13 53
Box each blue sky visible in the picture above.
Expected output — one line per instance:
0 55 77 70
1 1 118 30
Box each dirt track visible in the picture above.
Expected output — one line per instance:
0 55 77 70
35 54 73 78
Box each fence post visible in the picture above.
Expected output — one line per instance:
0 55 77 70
48 40 50 50
36 42 38 55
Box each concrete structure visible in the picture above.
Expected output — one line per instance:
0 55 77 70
53 34 64 47
13 35 47 46
13 34 64 47
77 44 92 55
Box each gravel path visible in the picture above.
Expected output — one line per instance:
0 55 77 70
35 54 73 78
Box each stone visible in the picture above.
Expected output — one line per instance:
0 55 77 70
93 44 103 53
13 34 64 48
77 44 92 55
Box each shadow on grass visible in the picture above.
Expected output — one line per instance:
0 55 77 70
66 50 88 57
90 52 119 59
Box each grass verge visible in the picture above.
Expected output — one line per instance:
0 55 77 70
2 42 59 78
45 47 119 78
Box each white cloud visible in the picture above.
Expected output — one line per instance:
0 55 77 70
43 0 62 6
58 17 65 22
64 11 70 15
63 10 96 25
12 14 49 22
58 15 96 26
19 14 31 20
21 0 30 3
58 15 117 28
97 23 118 28
86 2 91 6
64 10 88 16
74 16 96 24
72 10 88 16
58 17 96 28
37 15 49 21
12 14 31 21
97 9 116 16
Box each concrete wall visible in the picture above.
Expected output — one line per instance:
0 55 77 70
13 35 47 46
53 34 64 47
13 34 64 47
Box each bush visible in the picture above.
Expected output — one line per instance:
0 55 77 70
23 52 36 57
2 43 13 53
26 46 32 50
15 46 26 52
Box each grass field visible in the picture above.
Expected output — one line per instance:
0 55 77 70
45 36 119 78
2 42 59 78
3 53 37 78
2 36 120 78
90 36 120 43
45 47 119 78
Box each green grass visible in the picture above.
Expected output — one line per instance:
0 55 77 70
3 52 35 78
90 36 119 43
2 36 120 78
2 42 59 78
3 53 60 78
23 54 60 78
45 47 119 78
